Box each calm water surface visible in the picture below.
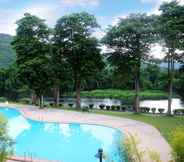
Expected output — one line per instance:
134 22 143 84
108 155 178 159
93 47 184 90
57 97 184 112
0 108 124 162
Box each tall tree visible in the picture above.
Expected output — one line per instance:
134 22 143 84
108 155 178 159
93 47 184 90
54 12 104 109
102 14 155 113
49 41 71 107
159 1 184 115
12 13 51 108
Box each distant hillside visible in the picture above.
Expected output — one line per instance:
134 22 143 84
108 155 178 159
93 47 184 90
0 33 16 68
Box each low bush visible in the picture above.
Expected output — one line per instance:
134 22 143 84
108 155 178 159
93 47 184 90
89 104 94 109
173 109 184 115
0 97 7 103
121 105 126 111
111 105 116 111
19 98 31 104
106 105 110 110
99 104 105 110
145 107 150 113
151 108 156 114
116 105 121 111
158 108 165 114
140 107 147 113
49 102 54 106
82 106 89 112
68 103 74 108
170 127 184 162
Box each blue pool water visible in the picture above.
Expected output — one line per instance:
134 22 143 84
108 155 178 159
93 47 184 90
0 107 125 162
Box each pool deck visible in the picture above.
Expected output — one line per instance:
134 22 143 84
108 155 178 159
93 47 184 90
0 103 172 162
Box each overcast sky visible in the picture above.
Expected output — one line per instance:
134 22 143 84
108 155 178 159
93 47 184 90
0 0 183 58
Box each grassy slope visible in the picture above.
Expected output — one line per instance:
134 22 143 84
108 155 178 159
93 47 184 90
93 110 184 143
79 89 168 101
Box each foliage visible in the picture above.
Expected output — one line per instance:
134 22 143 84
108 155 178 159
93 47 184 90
0 115 14 162
54 12 104 108
102 13 156 113
175 67 184 99
124 134 144 162
0 64 28 100
18 98 31 104
158 1 184 115
105 134 162 162
0 34 16 68
170 127 184 162
0 97 7 102
78 89 168 102
12 13 51 107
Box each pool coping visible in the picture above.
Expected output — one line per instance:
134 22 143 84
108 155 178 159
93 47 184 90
0 103 172 162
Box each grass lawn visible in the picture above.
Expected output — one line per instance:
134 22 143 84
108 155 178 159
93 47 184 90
92 110 184 143
78 89 168 101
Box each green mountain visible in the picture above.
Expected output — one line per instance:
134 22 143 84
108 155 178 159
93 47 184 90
0 33 16 68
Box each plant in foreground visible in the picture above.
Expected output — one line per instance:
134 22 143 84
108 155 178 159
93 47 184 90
0 115 14 162
170 127 184 162
105 134 163 162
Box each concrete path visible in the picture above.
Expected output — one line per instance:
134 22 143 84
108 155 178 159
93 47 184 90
0 103 172 162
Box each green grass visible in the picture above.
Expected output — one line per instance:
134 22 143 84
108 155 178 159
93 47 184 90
92 110 184 143
78 89 168 102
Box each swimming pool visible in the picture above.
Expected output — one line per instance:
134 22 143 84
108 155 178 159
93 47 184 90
0 107 125 162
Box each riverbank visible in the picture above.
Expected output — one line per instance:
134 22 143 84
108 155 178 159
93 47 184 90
77 89 168 101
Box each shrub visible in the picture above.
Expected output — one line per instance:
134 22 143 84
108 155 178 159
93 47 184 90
151 108 156 114
124 134 144 162
140 107 147 113
116 105 121 111
0 116 14 162
173 109 184 115
106 105 110 110
89 104 94 109
0 97 7 103
50 102 54 107
99 104 105 110
145 107 150 113
170 127 184 162
19 98 31 104
59 103 63 107
111 105 116 111
68 103 74 108
121 105 126 111
158 108 165 114
82 106 89 112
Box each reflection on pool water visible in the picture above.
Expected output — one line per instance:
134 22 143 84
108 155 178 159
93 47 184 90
0 108 125 162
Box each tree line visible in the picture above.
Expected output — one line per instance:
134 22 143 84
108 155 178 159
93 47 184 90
2 0 183 115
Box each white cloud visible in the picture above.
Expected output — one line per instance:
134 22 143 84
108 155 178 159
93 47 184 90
23 4 60 27
0 3 61 35
149 43 167 59
143 0 184 15
61 0 99 6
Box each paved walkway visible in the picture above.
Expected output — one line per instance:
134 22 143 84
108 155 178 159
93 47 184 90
1 103 172 162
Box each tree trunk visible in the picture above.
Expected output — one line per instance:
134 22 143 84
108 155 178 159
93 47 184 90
134 72 140 113
53 84 60 107
76 79 81 109
168 55 174 116
31 92 37 105
39 95 44 109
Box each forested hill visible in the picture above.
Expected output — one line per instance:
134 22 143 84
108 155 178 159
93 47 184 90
0 33 16 68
